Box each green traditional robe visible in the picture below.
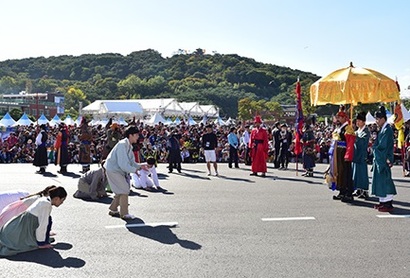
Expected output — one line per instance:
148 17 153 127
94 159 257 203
352 126 370 190
371 123 397 197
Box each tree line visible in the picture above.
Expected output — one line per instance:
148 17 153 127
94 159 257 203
0 48 324 119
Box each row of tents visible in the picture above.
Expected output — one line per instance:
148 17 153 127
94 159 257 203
0 112 236 128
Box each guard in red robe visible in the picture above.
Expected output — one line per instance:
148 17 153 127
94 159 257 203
249 116 269 177
330 105 356 202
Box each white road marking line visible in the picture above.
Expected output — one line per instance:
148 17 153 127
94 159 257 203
261 217 316 221
105 222 179 229
376 215 410 218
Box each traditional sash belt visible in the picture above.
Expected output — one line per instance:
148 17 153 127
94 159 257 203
337 141 347 148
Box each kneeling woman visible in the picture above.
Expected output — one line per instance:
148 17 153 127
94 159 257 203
0 186 67 257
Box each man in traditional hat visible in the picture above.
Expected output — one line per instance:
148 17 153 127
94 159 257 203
249 116 269 177
33 124 48 174
372 106 397 212
331 105 355 202
352 111 370 199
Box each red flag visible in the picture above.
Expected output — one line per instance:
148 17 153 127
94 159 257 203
294 79 304 156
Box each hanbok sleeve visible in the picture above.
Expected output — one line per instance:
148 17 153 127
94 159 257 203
27 198 52 244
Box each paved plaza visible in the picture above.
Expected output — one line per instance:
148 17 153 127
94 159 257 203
1 162 410 278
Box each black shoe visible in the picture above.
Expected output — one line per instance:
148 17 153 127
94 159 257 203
228 165 232 168
333 194 344 200
261 173 266 177
250 172 258 176
341 196 354 203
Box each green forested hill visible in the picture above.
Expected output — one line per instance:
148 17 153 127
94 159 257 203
0 48 321 117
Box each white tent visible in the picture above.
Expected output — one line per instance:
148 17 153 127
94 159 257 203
187 116 197 126
37 114 50 125
366 111 376 125
179 102 204 117
13 113 33 126
200 105 219 117
137 98 185 117
116 117 129 126
174 117 181 125
201 115 208 125
0 112 17 127
49 114 61 127
82 100 143 118
146 113 166 126
214 117 226 126
165 117 173 125
63 115 75 126
224 117 235 125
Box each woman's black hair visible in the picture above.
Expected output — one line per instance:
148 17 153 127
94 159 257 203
48 186 68 199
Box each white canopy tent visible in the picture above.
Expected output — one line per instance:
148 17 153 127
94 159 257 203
0 112 17 127
366 112 376 125
200 105 219 117
82 100 144 118
214 116 226 126
49 114 62 127
179 102 204 117
137 98 185 117
13 113 33 126
37 114 50 125
145 113 166 126
63 115 75 126
187 116 197 126
165 117 173 125
174 117 181 125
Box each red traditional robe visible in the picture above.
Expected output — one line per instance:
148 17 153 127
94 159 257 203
249 127 269 173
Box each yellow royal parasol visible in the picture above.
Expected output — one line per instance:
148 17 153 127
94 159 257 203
310 62 400 106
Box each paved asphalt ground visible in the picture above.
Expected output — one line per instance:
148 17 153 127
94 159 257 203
1 161 410 278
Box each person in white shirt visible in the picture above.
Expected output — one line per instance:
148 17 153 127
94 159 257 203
0 186 67 257
131 157 165 192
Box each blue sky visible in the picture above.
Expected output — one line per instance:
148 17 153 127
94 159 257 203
1 0 409 96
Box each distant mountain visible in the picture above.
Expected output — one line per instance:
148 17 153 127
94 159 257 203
0 49 321 117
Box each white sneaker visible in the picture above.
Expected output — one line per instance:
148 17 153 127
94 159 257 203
215 172 219 176
121 214 136 220
207 172 211 176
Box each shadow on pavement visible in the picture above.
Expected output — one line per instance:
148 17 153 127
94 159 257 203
6 242 86 268
179 172 211 180
126 218 202 250
216 175 255 183
59 172 81 179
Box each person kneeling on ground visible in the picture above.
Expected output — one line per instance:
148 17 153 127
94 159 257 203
73 161 108 200
131 157 165 192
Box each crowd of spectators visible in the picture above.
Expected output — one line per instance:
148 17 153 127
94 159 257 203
1 118 409 175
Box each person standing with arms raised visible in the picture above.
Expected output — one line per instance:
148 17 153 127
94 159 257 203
249 116 269 177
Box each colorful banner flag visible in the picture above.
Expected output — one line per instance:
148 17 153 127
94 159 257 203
294 79 303 156
394 101 404 149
